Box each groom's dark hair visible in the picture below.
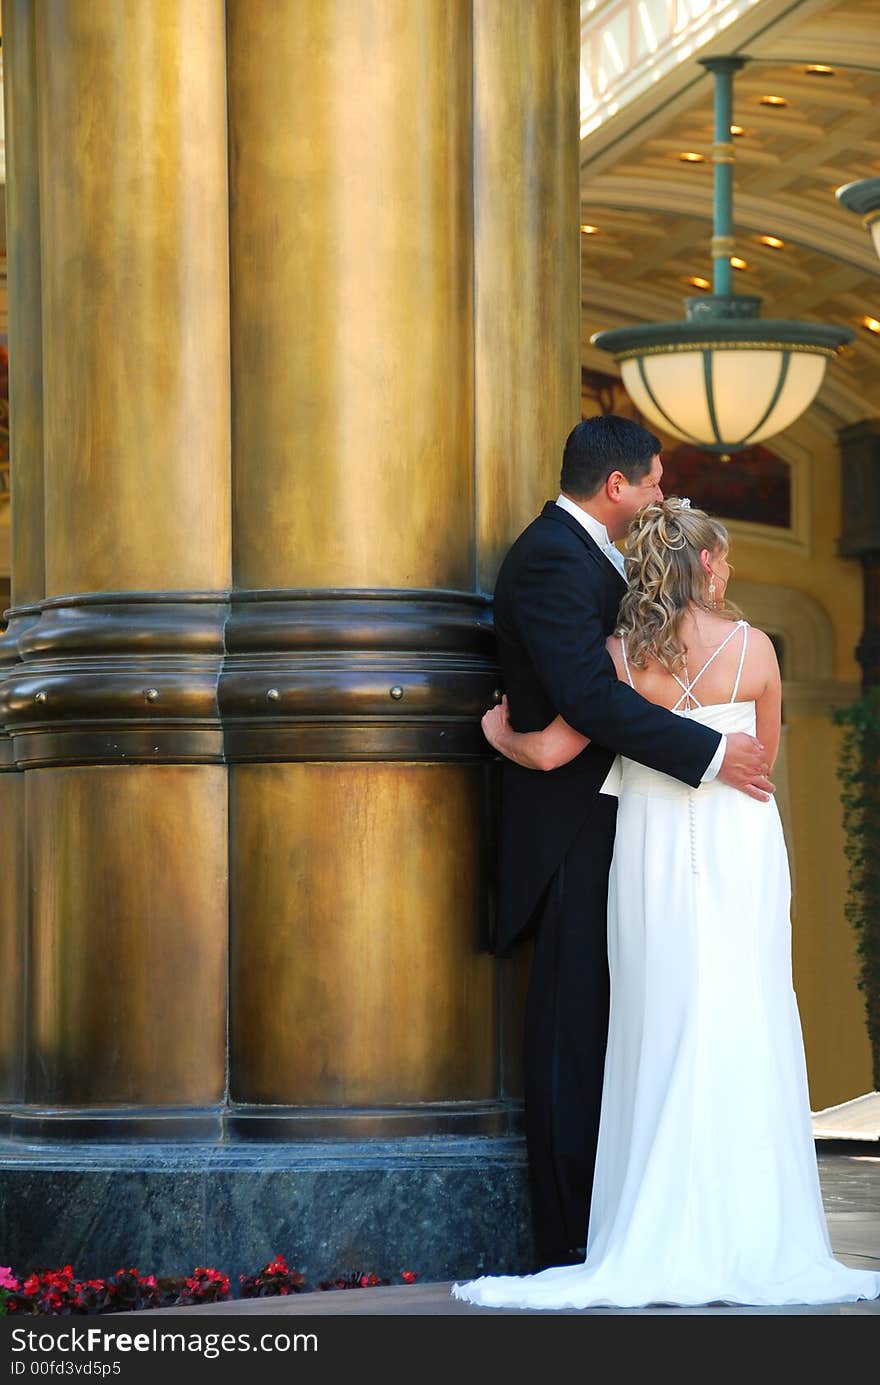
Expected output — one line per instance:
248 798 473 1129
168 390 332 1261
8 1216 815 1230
560 415 661 499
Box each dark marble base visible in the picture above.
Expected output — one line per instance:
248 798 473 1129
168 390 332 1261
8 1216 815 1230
0 1137 534 1288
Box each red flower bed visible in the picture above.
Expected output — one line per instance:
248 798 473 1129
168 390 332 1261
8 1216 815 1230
0 1260 418 1315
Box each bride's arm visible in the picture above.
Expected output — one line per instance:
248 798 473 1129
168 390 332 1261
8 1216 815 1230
481 696 589 771
753 630 782 768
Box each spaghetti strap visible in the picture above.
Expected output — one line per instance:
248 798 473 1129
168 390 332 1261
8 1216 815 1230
683 620 746 700
619 637 635 689
730 622 750 702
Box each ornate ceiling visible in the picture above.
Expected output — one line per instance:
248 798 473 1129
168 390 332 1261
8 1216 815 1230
581 0 880 435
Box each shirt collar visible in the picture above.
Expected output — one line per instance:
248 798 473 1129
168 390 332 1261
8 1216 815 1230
555 493 612 549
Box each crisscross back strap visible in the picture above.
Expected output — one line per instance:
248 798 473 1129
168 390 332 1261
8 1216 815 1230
730 621 750 702
680 620 746 701
621 621 749 706
670 669 699 712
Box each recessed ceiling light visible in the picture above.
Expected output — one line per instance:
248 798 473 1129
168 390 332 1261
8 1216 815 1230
757 235 785 249
580 224 599 235
805 65 835 76
730 257 748 270
679 151 705 163
684 276 711 290
759 95 788 107
730 125 745 136
859 315 880 334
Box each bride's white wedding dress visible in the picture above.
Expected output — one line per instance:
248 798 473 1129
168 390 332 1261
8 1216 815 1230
454 622 880 1309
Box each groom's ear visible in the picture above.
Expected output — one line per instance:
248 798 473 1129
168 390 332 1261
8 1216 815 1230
606 470 626 501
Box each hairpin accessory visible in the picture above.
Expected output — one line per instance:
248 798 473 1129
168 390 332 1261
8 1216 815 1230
680 498 692 509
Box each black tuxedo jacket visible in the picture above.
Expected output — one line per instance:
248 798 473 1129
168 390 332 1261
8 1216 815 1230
492 501 722 955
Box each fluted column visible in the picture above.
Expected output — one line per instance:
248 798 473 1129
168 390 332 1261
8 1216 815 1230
228 0 474 591
0 0 42 1110
2 0 232 1132
226 0 484 1121
2 0 581 1139
473 0 582 1095
3 0 44 607
224 0 580 1127
474 0 582 592
36 0 231 596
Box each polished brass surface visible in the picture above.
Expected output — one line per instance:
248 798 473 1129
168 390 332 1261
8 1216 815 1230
13 729 226 770
26 767 227 1105
220 592 497 760
227 0 474 590
0 0 584 1137
474 0 581 591
0 597 227 767
0 592 496 766
7 1110 223 1143
224 1104 522 1141
0 773 25 1101
223 591 494 654
230 763 497 1104
34 0 231 597
3 0 45 607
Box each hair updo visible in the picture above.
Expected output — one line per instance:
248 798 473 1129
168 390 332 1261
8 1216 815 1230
615 497 740 672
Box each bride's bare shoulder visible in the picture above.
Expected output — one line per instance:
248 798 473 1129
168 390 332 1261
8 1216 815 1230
744 624 780 673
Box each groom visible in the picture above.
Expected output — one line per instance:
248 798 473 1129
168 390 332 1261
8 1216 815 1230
491 414 772 1270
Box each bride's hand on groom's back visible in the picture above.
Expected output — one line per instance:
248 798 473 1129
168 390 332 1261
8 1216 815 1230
717 731 775 802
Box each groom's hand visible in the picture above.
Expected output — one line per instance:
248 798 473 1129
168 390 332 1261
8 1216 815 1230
717 732 775 802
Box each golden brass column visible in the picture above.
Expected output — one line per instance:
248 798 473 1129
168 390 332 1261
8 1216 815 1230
0 768 24 1103
474 0 582 1095
227 0 473 591
474 0 582 593
3 0 44 607
225 0 488 1128
1 0 232 1135
26 767 227 1113
35 0 230 597
0 0 42 1111
224 1 580 1133
2 0 581 1143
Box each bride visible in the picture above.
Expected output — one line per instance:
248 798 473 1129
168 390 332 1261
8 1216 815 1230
454 497 880 1309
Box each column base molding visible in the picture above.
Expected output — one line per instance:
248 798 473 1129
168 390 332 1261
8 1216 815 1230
0 1101 523 1144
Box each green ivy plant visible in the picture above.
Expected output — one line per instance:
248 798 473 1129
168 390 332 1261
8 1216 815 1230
833 688 880 1090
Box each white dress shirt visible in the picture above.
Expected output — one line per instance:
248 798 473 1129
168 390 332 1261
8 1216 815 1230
554 493 725 783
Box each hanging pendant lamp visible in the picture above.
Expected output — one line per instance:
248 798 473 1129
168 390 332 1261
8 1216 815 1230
592 57 853 456
835 178 880 262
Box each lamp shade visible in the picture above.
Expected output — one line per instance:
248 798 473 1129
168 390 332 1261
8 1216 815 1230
593 296 852 454
836 178 880 261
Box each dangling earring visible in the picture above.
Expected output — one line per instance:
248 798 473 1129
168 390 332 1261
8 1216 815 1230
707 573 717 609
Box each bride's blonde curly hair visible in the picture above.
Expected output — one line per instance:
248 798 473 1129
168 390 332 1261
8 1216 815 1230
616 498 741 672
